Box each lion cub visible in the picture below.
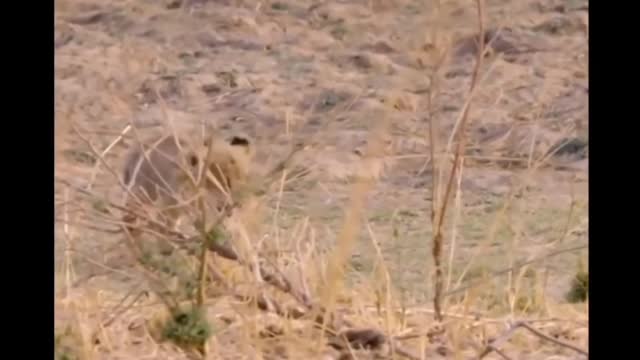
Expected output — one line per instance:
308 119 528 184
121 132 254 242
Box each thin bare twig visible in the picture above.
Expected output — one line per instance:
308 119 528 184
519 322 588 356
478 321 588 359
431 0 486 323
87 124 131 190
55 176 188 241
186 223 314 309
444 244 587 297
477 322 520 359
101 287 148 328
492 347 514 360
425 0 448 322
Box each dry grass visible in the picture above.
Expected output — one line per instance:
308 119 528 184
55 0 588 359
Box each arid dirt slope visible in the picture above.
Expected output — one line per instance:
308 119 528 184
55 0 588 358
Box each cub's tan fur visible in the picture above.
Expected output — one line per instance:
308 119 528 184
121 132 254 240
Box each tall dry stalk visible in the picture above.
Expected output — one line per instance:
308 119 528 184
428 0 486 322
316 119 390 346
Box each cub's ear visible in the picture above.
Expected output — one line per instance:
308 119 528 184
188 153 199 167
229 136 250 147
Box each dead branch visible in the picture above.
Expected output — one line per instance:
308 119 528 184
328 328 386 351
492 347 513 360
478 322 520 359
478 321 588 359
443 244 587 297
430 0 486 323
194 228 314 310
519 322 588 356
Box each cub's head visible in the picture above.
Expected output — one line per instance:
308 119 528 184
185 134 254 196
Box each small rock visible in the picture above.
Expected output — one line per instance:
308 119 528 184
196 32 225 48
533 16 585 35
166 0 182 9
201 84 222 95
55 30 74 49
548 137 588 160
314 90 350 112
362 41 395 54
573 70 587 79
136 76 183 105
351 54 372 69
555 0 589 13
216 71 238 88
63 149 96 166
67 11 105 25
330 24 348 40
454 28 519 57
442 104 459 112
271 2 288 11
445 68 470 78
534 68 546 78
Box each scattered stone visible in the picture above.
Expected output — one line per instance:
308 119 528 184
55 28 74 49
361 41 395 54
533 15 586 35
201 83 222 95
547 137 588 159
312 90 351 112
136 75 183 105
271 2 289 11
67 11 105 25
166 0 182 10
454 27 552 59
351 54 372 69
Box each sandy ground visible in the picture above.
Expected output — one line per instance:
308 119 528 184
55 0 588 358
